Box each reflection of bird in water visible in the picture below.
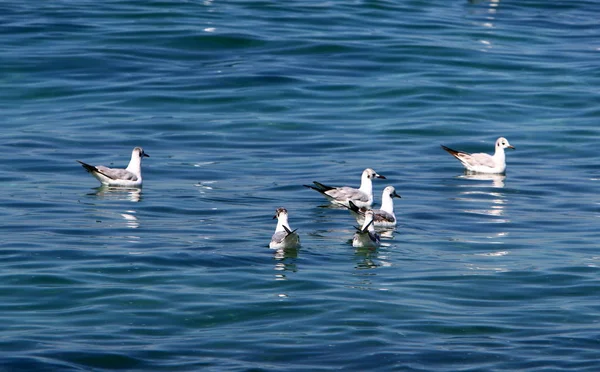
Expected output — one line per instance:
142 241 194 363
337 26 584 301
347 186 401 228
303 168 386 208
77 147 149 187
270 208 300 249
91 186 142 202
121 212 140 229
458 173 506 188
441 137 514 174
352 210 380 249
455 172 508 219
274 247 299 261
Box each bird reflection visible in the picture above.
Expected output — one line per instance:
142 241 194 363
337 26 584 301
458 172 506 188
451 170 510 250
84 187 142 239
354 247 392 270
351 250 393 291
455 173 507 220
89 186 142 202
377 228 396 240
273 247 299 280
273 246 299 260
120 211 140 229
469 0 500 8
469 0 501 41
355 252 379 270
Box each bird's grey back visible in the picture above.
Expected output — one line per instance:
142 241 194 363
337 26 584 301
96 166 138 181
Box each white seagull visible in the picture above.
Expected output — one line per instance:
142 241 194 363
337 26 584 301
270 207 300 249
77 147 149 187
303 168 386 208
348 186 401 228
352 210 380 248
441 137 515 174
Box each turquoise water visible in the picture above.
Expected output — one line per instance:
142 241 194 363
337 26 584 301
2 1 600 370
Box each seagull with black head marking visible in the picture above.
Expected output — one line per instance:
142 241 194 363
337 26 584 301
347 185 401 228
441 137 515 174
270 207 300 249
303 168 385 208
352 210 380 248
77 147 149 187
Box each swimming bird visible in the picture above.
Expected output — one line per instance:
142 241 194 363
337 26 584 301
77 147 149 187
270 207 300 249
347 186 401 228
352 210 380 248
441 137 515 174
303 168 386 208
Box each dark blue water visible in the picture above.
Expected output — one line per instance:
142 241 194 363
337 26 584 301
2 1 600 370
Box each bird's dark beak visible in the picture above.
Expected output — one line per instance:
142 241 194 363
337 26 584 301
273 215 277 219
508 146 515 150
393 192 401 198
377 174 386 179
143 153 150 157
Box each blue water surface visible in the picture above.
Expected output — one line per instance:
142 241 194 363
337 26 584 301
1 0 600 371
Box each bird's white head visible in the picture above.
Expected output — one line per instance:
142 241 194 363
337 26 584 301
363 168 386 180
273 207 289 220
496 137 515 150
383 186 401 199
133 147 150 159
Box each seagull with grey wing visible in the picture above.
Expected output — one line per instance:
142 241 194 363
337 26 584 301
77 147 149 187
303 168 386 208
352 210 380 248
441 137 515 174
347 185 401 228
270 207 300 249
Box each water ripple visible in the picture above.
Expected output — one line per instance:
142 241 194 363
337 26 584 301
2 0 600 370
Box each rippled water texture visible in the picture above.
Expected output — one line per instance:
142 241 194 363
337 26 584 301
1 0 600 370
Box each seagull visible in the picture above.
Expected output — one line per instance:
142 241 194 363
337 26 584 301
347 186 401 228
303 168 386 208
352 210 380 248
441 137 515 174
270 207 300 249
77 147 149 187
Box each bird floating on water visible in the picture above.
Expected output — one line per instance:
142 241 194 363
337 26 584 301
352 210 381 248
77 147 149 187
441 137 514 174
304 168 385 208
270 207 300 249
347 185 401 228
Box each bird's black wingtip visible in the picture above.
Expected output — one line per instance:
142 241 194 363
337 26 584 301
440 144 460 156
347 200 361 213
77 160 96 173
